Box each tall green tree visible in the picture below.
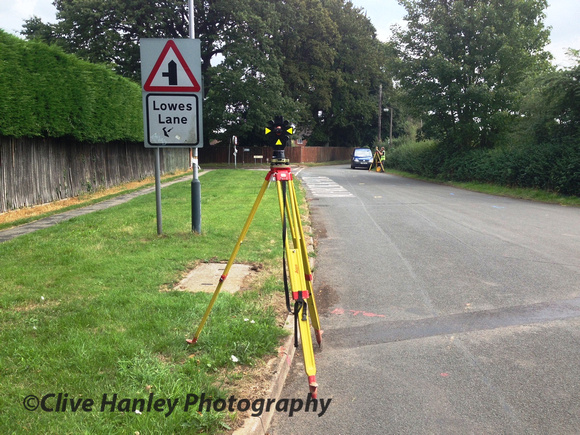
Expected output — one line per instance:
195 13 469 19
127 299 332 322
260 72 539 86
21 0 392 147
544 51 580 139
276 0 339 137
23 0 291 145
22 0 189 81
198 0 303 144
517 50 580 143
393 0 552 149
276 0 389 147
321 0 389 147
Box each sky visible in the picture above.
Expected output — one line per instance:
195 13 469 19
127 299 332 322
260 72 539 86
0 0 578 68
354 0 579 68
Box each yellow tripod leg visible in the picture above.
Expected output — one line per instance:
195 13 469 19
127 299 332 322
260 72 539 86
278 177 319 396
369 152 378 171
296 302 318 397
286 246 318 398
287 179 322 345
188 164 321 398
187 177 271 344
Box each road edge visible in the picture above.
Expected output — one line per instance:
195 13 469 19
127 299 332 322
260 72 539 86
232 315 296 435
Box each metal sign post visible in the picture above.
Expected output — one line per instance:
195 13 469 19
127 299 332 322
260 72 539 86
189 0 202 234
232 136 238 168
154 148 163 235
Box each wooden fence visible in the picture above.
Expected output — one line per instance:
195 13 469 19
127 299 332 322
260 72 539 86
0 138 353 213
0 137 189 213
198 145 353 165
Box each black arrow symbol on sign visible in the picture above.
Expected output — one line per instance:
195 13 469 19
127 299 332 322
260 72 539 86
162 60 178 85
163 127 173 137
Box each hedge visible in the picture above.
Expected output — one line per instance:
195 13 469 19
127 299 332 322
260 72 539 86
0 30 143 142
385 140 580 196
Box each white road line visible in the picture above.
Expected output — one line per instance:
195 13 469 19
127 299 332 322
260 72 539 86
301 176 354 198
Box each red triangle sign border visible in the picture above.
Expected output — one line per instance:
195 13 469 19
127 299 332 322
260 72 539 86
144 40 201 92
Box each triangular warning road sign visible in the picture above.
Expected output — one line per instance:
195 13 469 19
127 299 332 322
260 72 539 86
144 40 201 92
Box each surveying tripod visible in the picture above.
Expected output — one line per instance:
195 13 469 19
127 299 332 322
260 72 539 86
187 117 322 398
369 148 385 172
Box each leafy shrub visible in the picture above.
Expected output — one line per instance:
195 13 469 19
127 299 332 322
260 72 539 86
385 140 580 196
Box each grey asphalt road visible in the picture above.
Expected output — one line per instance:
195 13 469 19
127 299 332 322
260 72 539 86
270 165 580 434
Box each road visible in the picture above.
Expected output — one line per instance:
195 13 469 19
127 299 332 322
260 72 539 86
270 165 580 434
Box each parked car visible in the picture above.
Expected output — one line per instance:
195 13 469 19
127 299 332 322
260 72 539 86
351 148 373 169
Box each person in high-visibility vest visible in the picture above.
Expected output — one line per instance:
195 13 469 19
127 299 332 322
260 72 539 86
380 147 386 171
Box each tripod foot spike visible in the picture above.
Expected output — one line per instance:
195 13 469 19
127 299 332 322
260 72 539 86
308 376 318 399
315 329 323 346
310 386 318 399
186 337 197 345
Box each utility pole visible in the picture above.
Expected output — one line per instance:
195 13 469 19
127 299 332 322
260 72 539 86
389 106 393 148
378 84 382 143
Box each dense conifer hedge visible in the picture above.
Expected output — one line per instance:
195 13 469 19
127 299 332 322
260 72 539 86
0 30 143 142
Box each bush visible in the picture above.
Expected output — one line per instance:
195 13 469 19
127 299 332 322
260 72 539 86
384 140 438 175
385 140 580 196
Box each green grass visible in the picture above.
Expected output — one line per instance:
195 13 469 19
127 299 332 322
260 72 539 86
0 169 290 434
385 168 580 207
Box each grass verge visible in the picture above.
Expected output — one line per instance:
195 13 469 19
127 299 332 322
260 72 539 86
385 168 580 207
0 169 292 434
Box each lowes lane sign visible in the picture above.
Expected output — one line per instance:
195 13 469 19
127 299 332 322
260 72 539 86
140 39 203 148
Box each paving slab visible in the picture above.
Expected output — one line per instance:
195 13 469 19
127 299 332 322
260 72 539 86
174 263 258 294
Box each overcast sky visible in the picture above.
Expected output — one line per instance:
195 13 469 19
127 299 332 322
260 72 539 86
1 0 578 68
355 0 579 68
